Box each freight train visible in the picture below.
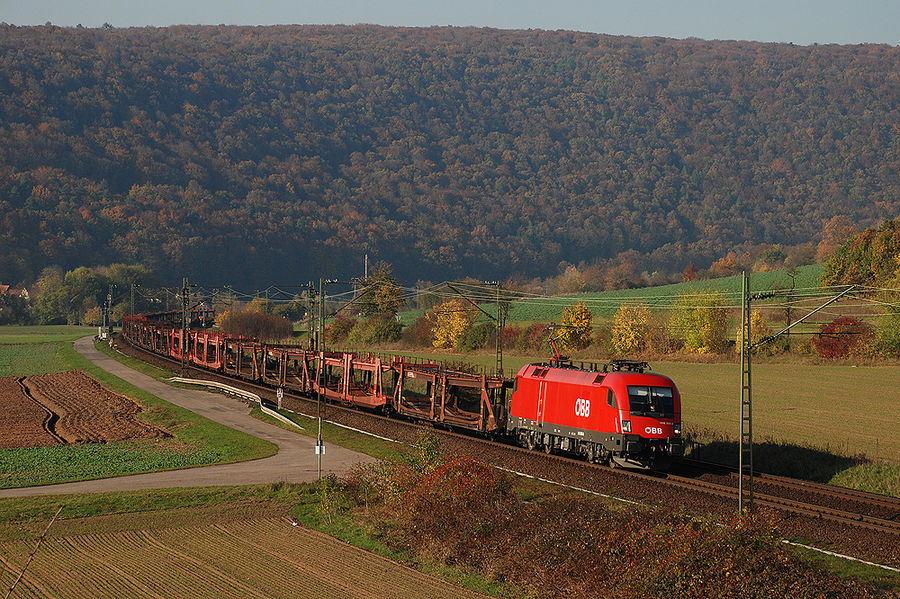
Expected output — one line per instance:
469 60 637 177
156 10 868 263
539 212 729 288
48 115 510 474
121 314 683 469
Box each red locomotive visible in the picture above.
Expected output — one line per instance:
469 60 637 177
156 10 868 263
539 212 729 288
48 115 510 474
507 357 683 468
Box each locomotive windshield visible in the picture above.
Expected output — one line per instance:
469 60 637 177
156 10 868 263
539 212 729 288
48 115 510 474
627 385 675 418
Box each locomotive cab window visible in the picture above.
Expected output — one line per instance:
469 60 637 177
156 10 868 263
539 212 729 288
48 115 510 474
626 386 674 418
606 388 617 408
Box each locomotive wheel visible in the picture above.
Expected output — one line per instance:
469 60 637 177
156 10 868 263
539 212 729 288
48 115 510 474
526 432 536 451
543 435 553 454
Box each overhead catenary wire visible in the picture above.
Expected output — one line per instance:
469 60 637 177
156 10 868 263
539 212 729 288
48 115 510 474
137 278 898 332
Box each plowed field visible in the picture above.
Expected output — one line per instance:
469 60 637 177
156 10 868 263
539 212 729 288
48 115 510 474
0 514 488 599
0 376 60 449
0 371 168 448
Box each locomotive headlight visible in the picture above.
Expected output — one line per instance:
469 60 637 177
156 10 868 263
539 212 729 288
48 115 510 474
673 423 682 435
622 420 631 433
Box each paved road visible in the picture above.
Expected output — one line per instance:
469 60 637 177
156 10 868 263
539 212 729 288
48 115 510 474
0 337 377 498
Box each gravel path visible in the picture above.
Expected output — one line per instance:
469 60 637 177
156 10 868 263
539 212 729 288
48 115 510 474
0 337 376 498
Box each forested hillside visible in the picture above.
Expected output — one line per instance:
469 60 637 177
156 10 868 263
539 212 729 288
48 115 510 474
1 24 898 287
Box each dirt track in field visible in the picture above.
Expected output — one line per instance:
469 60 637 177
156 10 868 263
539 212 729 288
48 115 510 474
0 506 490 599
0 371 168 449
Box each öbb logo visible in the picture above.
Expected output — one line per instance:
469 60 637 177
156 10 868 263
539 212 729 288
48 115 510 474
574 398 590 418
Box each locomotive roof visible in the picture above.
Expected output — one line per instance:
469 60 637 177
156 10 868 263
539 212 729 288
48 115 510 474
517 361 674 386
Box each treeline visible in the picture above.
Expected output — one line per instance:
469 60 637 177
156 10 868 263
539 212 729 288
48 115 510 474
1 24 898 288
28 263 156 325
8 214 898 358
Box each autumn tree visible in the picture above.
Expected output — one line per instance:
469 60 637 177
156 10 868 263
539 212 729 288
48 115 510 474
358 261 405 316
667 290 729 353
682 263 698 282
610 304 653 355
554 265 586 294
736 309 777 355
820 217 900 287
218 309 293 341
708 252 741 278
427 299 477 349
816 215 858 262
559 302 593 351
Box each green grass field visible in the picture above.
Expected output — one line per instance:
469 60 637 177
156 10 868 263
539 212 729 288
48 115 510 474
507 264 824 323
396 264 824 328
0 325 95 375
0 326 276 488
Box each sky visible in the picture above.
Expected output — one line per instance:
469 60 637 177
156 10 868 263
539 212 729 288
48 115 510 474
2 0 898 46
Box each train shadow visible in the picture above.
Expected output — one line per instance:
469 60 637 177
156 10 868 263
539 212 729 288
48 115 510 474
687 439 868 482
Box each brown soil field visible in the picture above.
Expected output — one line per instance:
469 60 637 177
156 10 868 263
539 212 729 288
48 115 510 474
0 376 60 449
0 371 168 448
0 505 489 599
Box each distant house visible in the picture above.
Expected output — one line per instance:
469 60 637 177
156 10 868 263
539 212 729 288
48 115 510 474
0 285 29 300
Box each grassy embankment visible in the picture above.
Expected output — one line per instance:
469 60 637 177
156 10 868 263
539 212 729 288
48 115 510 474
0 326 276 488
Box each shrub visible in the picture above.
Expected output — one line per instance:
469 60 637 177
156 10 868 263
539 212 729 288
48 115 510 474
218 309 293 341
812 316 874 359
347 314 402 345
500 325 522 350
876 312 900 357
515 323 551 354
327 315 357 344
400 314 434 347
667 290 728 353
455 321 494 351
323 465 870 599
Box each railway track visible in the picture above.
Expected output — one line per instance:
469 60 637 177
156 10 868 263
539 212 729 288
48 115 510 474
675 458 900 525
114 336 900 565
